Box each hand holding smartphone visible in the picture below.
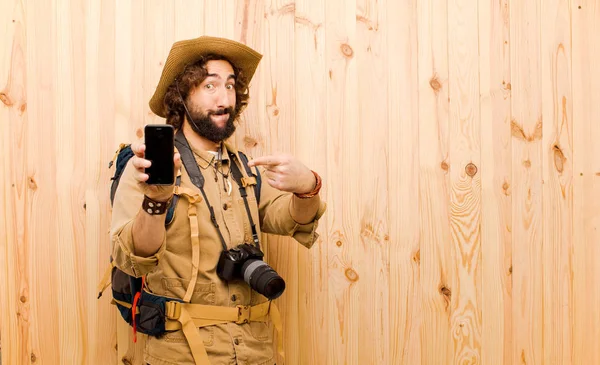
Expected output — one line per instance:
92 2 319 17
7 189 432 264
144 124 175 185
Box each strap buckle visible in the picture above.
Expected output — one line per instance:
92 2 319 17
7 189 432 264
236 305 250 324
165 301 182 320
174 186 202 204
241 176 256 187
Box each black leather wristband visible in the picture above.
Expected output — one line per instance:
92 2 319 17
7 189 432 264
142 195 172 215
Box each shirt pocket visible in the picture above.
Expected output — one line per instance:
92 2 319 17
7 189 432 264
161 277 216 304
249 320 271 342
160 326 214 347
249 290 271 342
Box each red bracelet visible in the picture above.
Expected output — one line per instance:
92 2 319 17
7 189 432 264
294 170 322 199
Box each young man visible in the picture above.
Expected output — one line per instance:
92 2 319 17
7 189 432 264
109 36 326 365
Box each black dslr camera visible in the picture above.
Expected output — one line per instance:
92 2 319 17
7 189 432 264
217 243 286 300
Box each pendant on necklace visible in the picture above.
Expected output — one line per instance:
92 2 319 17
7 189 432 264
226 179 232 196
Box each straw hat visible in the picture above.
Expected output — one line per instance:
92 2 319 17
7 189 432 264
149 35 263 118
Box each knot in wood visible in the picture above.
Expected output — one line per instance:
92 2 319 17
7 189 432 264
28 177 37 190
429 76 442 92
345 268 359 282
340 43 354 58
440 286 451 298
0 91 13 106
465 163 478 177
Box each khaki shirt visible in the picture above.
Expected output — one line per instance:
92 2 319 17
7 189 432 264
110 141 326 365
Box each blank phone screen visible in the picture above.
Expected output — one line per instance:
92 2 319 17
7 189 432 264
145 125 174 185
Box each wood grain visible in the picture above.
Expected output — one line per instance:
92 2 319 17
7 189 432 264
510 0 544 363
233 0 267 155
54 0 87 362
27 0 62 363
447 0 483 362
417 0 453 363
114 2 147 363
294 0 328 364
204 0 235 39
262 1 299 364
143 1 175 126
114 0 144 143
478 0 513 363
86 0 118 363
4 1 600 364
572 1 600 364
541 0 574 363
1 0 29 364
325 0 361 364
174 0 205 42
386 0 421 363
355 0 391 364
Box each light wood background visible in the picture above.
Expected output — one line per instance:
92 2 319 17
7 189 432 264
1 0 599 364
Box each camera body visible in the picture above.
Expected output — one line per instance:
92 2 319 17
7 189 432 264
217 243 264 280
217 243 286 300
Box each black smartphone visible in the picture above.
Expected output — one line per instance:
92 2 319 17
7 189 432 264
144 124 174 185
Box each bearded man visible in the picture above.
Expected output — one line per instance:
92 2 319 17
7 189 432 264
109 36 326 365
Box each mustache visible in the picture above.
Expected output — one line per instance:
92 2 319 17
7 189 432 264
208 107 234 116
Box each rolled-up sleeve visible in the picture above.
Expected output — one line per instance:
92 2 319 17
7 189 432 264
257 168 327 249
109 159 167 277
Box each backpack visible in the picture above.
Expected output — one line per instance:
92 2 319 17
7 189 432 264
97 142 262 340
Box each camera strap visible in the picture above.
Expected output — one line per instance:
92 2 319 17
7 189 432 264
174 128 261 251
227 152 261 249
174 128 228 252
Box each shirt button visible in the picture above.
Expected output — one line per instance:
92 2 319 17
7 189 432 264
234 338 240 345
223 203 228 210
231 294 237 301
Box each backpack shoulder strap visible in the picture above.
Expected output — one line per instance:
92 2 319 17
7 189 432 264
236 151 261 205
109 144 135 206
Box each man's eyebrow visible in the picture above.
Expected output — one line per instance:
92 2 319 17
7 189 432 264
206 73 236 80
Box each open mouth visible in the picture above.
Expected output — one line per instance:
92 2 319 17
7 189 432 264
211 113 229 124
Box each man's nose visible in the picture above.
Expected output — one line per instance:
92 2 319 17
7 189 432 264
215 86 229 108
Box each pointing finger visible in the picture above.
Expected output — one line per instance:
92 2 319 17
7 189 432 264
248 155 280 168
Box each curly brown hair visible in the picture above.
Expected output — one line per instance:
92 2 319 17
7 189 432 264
163 54 250 129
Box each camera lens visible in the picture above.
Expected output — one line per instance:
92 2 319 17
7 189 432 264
241 259 286 300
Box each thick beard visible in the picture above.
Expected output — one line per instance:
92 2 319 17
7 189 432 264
187 105 238 143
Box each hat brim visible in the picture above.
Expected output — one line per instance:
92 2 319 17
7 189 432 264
149 36 262 118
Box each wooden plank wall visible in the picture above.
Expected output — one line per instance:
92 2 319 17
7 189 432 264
1 0 599 364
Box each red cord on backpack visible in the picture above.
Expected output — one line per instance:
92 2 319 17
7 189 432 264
131 276 146 343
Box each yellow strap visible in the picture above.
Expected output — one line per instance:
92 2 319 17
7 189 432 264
96 261 114 298
269 302 285 360
164 301 284 362
177 305 211 365
183 203 200 303
111 298 140 315
163 301 270 328
170 189 201 303
191 301 268 321
165 318 231 330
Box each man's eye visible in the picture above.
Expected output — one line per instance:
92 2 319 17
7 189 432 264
226 84 235 90
205 84 214 89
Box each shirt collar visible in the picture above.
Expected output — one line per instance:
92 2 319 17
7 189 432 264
188 141 236 169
